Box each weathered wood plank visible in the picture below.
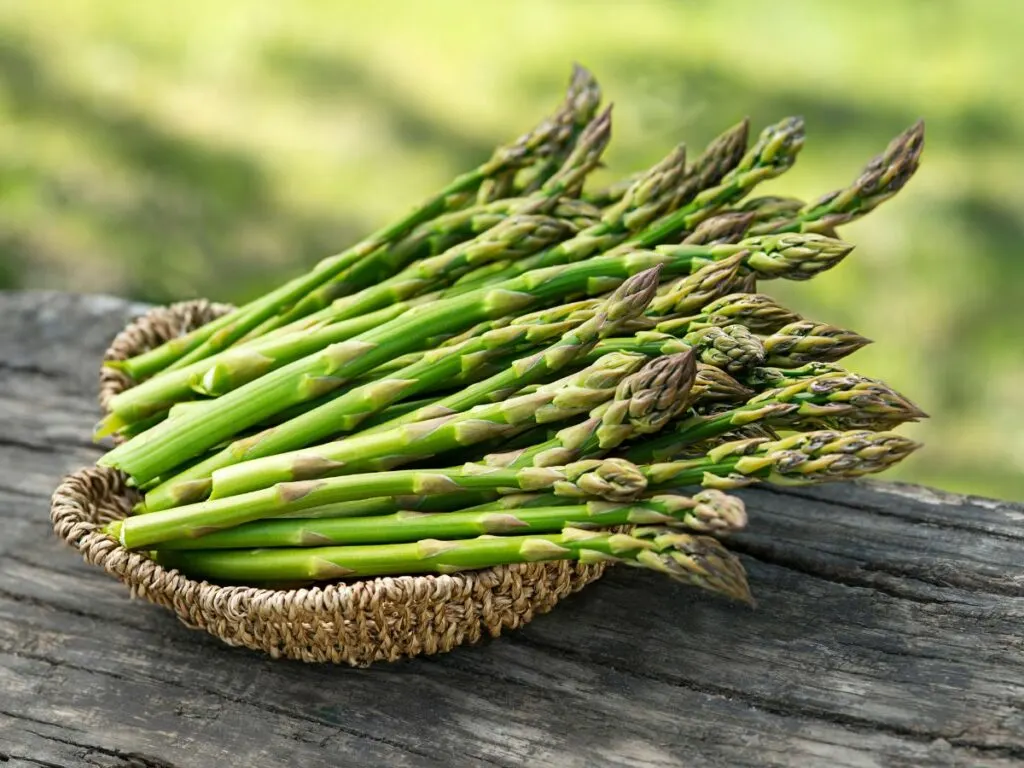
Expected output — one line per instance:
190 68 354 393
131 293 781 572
1 291 1022 768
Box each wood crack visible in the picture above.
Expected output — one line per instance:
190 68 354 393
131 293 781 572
20 730 178 768
513 634 1024 758
1 647 457 766
732 540 1022 604
753 484 1024 543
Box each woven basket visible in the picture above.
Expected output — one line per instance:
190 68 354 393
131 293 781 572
51 300 609 665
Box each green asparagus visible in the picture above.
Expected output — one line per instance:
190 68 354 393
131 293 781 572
620 371 926 463
153 525 752 603
108 458 651 548
154 489 747 549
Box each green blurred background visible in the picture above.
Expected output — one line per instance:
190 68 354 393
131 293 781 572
0 1 1021 499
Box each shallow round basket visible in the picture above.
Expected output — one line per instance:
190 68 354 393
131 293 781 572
52 300 609 666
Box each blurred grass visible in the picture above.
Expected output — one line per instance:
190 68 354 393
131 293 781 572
0 0 1021 500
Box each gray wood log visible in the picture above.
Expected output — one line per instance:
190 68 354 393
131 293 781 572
0 290 1021 768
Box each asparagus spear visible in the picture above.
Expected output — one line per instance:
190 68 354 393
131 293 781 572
260 197 601 340
680 211 757 245
269 212 586 344
560 331 690 366
490 351 698 469
361 296 656 383
100 233 852 485
258 423 918 532
480 63 604 202
203 352 646 500
671 121 923 248
268 486 590 523
620 372 926 463
647 251 748 317
444 140 691 293
154 489 747 549
643 429 920 490
749 120 925 236
563 323 763 379
152 525 752 603
692 363 755 404
107 458 651 548
762 321 872 367
741 362 847 390
436 351 754 472
665 292 803 335
112 65 601 380
371 266 662 429
583 117 749 209
734 195 805 221
662 408 781 459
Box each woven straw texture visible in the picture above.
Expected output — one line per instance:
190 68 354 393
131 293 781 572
53 300 608 665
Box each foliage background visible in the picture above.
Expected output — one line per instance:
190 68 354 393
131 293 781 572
1 1 1021 499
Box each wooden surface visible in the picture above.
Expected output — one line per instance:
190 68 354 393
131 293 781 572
1 290 1022 768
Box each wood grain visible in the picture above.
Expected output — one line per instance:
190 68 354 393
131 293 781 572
1 290 1021 768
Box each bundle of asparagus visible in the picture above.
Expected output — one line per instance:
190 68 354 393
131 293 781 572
95 65 926 604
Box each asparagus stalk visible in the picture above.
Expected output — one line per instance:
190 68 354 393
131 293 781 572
260 198 601 340
269 487 590 523
692 363 755 404
643 429 921 490
762 321 872 367
371 266 662 429
620 371 926 463
480 63 605 201
560 323 764 380
100 233 852 485
437 353 755 472
414 254 760 389
734 195 806 222
269 212 586 342
556 331 690 366
490 351 698 469
741 362 847 390
254 422 918 532
376 297 656 377
664 292 803 335
670 120 923 249
107 458 651 549
153 489 747 550
679 211 757 245
749 120 925 236
152 525 752 603
647 251 748 317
